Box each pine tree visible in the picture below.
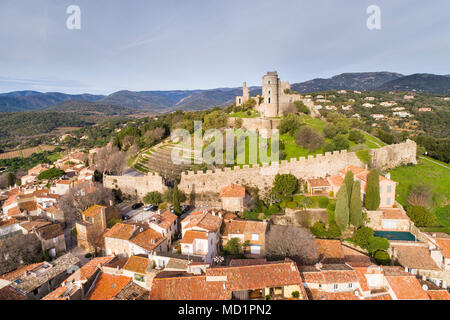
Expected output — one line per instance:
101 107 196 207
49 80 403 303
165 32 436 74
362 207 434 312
365 169 380 210
173 181 182 215
335 186 349 230
350 180 363 228
7 172 16 188
343 170 354 203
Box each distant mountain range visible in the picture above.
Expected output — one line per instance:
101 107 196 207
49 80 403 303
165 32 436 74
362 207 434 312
1 72 449 113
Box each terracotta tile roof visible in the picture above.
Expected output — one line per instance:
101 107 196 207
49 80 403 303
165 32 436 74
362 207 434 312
221 219 267 245
339 165 367 176
426 290 450 300
86 273 132 300
153 211 177 231
307 289 360 300
342 245 372 267
181 230 208 244
394 245 441 271
150 274 230 300
65 257 115 283
435 238 450 259
18 201 37 212
0 286 25 300
6 206 21 217
229 259 268 267
308 178 331 188
112 281 149 300
36 223 64 240
122 256 152 275
182 212 222 233
301 269 359 284
20 219 51 232
104 223 136 240
364 293 393 300
82 205 106 218
56 180 71 185
327 175 344 187
382 208 409 220
314 239 344 263
41 286 70 300
150 259 301 300
0 218 19 228
385 275 429 300
206 259 302 291
219 184 246 198
129 228 165 252
0 263 44 281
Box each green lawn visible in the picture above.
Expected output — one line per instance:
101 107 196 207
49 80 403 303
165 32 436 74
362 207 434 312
229 110 260 118
46 152 62 162
390 159 450 227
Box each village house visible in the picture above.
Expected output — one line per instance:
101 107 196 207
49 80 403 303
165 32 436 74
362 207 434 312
307 166 397 208
103 223 168 257
149 259 306 300
35 223 66 258
20 164 51 185
121 255 157 290
220 219 268 256
180 211 223 263
0 253 80 300
76 204 121 253
418 107 432 112
219 184 251 213
50 180 72 195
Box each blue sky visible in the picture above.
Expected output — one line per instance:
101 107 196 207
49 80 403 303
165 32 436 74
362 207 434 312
0 0 449 94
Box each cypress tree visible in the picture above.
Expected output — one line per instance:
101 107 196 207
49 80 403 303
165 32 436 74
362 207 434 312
365 169 380 210
350 180 363 228
7 172 16 188
343 170 354 203
335 186 349 230
173 181 182 215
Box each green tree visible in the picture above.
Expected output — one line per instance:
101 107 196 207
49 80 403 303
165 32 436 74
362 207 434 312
368 237 390 255
365 169 380 210
350 180 363 228
348 130 365 144
374 250 391 265
332 134 350 150
335 186 349 230
295 127 324 151
272 174 298 201
143 191 162 205
343 171 354 202
203 110 228 130
353 227 374 249
223 238 244 256
7 172 16 187
294 101 310 114
172 181 182 215
279 114 303 135
37 168 65 180
323 124 338 139
406 206 439 227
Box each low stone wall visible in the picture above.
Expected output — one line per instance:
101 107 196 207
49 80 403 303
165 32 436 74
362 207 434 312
370 139 417 170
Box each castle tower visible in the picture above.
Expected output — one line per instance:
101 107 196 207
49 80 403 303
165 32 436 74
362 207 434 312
262 71 280 118
243 82 249 101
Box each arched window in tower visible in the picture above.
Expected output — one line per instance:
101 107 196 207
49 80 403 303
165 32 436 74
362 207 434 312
268 80 271 84
268 90 271 95
268 97 271 103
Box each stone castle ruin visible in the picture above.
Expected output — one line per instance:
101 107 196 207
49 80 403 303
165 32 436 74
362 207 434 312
236 71 304 118
104 140 417 198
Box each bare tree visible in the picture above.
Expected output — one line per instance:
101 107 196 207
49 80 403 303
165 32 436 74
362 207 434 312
0 172 8 189
57 182 114 223
94 146 127 175
266 225 318 265
0 233 43 275
145 127 165 141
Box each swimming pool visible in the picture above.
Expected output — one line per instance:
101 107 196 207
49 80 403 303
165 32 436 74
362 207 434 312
374 231 417 241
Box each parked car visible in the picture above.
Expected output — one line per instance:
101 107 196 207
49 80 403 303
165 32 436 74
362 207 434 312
122 214 131 221
144 204 158 212
181 205 190 214
132 203 143 210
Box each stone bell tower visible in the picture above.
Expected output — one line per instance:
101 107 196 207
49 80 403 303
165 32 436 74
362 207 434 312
261 71 281 118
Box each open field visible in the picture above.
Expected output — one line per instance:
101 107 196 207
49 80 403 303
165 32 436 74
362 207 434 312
0 145 57 159
390 159 450 231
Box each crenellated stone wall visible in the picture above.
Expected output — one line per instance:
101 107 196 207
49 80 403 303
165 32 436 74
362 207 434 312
104 140 417 199
103 172 167 198
179 149 363 196
369 139 417 170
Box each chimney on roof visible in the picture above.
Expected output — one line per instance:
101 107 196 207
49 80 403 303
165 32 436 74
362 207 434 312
385 173 391 180
109 199 114 207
